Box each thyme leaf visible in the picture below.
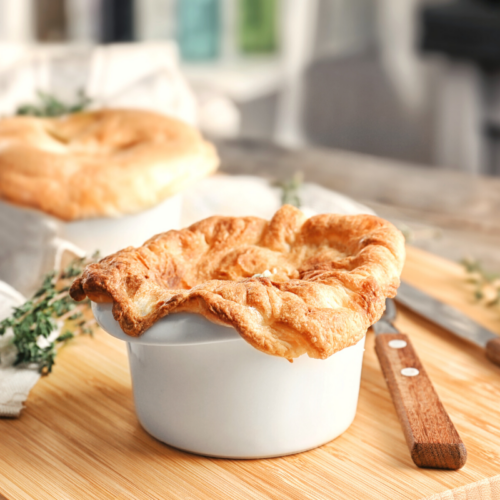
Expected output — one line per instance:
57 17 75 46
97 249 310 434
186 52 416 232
16 90 91 118
276 172 303 208
0 252 100 374
461 258 500 311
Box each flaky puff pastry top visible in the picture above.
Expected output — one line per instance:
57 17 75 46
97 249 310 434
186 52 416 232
0 109 218 221
71 205 405 360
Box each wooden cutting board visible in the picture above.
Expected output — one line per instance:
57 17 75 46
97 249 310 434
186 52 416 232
1 246 499 500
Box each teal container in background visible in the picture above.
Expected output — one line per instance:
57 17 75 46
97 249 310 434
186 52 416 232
238 0 278 54
177 0 221 61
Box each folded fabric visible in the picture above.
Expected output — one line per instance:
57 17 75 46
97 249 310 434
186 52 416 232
0 41 196 125
0 200 85 297
0 281 40 418
181 175 375 226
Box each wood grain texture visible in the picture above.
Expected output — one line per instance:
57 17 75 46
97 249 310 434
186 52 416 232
216 139 500 234
422 474 500 500
0 245 499 500
375 333 466 470
217 140 500 273
486 338 500 367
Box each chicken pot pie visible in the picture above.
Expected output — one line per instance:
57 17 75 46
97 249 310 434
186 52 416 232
70 205 405 359
0 109 218 221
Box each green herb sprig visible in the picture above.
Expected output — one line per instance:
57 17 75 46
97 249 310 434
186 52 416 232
0 253 99 374
276 172 303 208
16 90 91 118
461 258 500 307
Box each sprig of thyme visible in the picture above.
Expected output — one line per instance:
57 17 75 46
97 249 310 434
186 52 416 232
0 252 99 374
461 257 500 307
276 172 303 208
16 90 91 117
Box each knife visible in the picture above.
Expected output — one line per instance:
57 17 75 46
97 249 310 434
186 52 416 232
396 281 500 367
373 298 467 470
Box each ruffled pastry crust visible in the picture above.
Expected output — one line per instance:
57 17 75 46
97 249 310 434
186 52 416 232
0 109 218 221
70 205 405 359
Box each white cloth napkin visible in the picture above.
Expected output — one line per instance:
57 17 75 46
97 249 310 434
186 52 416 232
0 200 86 297
0 41 197 125
0 176 374 417
181 175 375 226
0 281 40 417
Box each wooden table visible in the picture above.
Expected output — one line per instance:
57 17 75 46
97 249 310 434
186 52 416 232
217 139 500 272
1 246 499 500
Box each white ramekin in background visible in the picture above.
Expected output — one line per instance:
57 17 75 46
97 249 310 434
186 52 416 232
93 302 366 459
0 195 182 295
59 193 183 257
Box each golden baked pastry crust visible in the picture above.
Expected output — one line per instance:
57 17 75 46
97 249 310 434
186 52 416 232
0 109 218 221
70 205 405 359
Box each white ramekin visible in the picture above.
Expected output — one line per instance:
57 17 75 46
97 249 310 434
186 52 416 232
59 193 183 257
0 195 182 294
93 302 366 459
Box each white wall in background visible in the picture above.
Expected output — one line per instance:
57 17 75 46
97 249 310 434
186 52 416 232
276 0 378 147
377 0 426 114
0 0 34 42
66 0 102 42
434 61 484 174
275 0 319 146
314 0 375 59
220 0 237 60
135 0 175 41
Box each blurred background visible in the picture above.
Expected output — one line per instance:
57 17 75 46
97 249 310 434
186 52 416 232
1 0 500 175
0 0 499 280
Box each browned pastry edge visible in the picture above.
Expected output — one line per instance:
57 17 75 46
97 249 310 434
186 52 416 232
70 205 406 359
0 109 218 221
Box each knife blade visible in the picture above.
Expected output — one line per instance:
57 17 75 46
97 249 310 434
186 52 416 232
396 281 500 366
372 299 467 470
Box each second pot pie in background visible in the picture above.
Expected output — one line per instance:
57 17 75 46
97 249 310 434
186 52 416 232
0 108 219 294
0 108 219 221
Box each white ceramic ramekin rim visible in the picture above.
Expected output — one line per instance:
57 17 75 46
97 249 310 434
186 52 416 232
92 302 243 346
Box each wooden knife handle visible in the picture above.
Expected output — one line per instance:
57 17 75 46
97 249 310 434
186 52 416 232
486 338 500 367
375 333 467 470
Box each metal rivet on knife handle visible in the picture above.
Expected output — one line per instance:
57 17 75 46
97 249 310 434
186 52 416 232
401 367 419 377
389 339 407 349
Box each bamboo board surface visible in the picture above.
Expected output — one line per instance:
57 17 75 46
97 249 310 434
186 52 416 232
1 246 499 500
